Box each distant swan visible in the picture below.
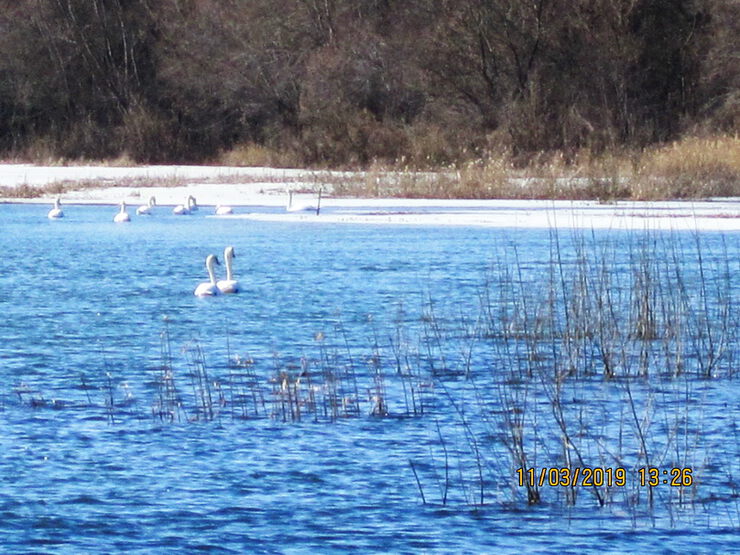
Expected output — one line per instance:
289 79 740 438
47 198 64 219
113 201 131 223
174 195 197 215
194 254 221 297
215 205 233 216
136 196 156 215
286 189 321 214
217 246 240 294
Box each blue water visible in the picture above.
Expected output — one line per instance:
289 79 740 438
1 203 738 553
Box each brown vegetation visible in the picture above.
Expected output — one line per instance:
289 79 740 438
0 0 737 198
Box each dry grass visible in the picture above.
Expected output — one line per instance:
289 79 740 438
631 135 740 199
4 139 140 168
328 135 739 200
215 142 300 168
4 135 738 201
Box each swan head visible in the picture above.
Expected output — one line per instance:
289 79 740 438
206 254 220 268
225 246 235 259
149 196 156 207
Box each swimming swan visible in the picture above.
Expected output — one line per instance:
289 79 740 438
215 205 233 215
286 189 321 214
136 196 156 215
217 246 240 294
113 201 131 223
47 198 64 219
194 254 221 297
174 195 197 215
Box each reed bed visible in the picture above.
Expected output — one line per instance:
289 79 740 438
329 135 740 200
408 228 738 519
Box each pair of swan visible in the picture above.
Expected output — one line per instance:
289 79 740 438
194 246 240 296
177 198 232 216
48 198 64 219
155 194 233 216
48 199 132 221
174 195 198 215
116 196 161 221
114 197 156 221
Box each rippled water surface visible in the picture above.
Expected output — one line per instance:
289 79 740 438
1 203 738 553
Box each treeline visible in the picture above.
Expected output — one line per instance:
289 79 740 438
0 0 737 167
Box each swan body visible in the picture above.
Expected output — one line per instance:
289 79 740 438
136 196 156 215
174 195 197 215
215 205 233 216
194 254 221 297
286 189 320 213
47 198 64 219
113 201 131 223
217 246 240 294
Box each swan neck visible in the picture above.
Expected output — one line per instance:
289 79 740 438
225 254 234 281
207 259 217 285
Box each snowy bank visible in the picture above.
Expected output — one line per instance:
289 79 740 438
1 164 738 231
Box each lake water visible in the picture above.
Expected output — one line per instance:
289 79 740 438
1 203 738 553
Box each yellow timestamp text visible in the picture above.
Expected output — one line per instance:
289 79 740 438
516 467 693 488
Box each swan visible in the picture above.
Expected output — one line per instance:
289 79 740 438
215 205 233 216
47 198 64 219
136 196 156 215
194 254 221 297
217 246 240 294
113 201 131 223
286 189 321 214
173 195 197 215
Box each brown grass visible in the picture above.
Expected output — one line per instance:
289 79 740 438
215 142 300 168
3 135 738 201
631 135 740 199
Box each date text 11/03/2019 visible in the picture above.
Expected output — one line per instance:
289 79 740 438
516 467 694 488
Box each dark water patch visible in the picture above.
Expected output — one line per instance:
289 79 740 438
58 494 107 506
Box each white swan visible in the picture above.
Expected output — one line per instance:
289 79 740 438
286 189 321 214
47 198 64 219
194 254 221 297
136 196 156 215
217 246 240 294
173 195 197 215
113 201 131 223
215 205 233 216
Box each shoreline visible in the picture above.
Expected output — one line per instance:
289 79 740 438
1 163 738 231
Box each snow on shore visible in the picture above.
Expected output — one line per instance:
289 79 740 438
1 164 738 231
234 201 740 231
